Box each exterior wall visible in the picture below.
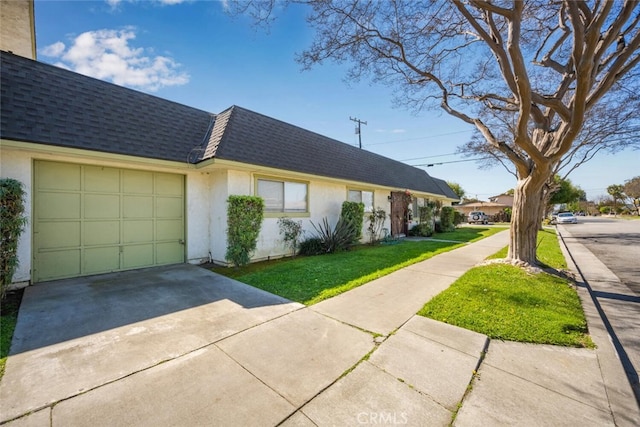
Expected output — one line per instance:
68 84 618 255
0 143 212 283
185 171 213 265
209 169 229 264
0 148 33 283
2 142 456 278
210 170 395 264
0 0 36 59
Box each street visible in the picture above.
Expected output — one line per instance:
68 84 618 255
561 216 640 295
557 216 640 408
566 216 640 296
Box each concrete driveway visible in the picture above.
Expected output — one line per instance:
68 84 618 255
0 265 323 425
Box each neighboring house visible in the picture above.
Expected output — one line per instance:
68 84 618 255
0 51 458 284
489 193 514 207
454 201 509 219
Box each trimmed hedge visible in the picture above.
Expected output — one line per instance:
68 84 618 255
225 195 264 267
1 179 28 299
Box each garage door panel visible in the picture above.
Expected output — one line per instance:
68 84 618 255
36 162 81 191
84 221 120 246
84 247 120 274
157 219 183 241
38 222 80 249
123 220 153 243
123 244 154 269
34 161 184 282
155 173 183 195
123 170 153 194
156 197 183 218
84 194 120 218
84 166 120 192
37 193 81 219
38 250 81 280
123 196 153 218
157 242 183 264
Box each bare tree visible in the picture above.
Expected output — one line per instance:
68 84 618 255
232 0 640 265
624 176 640 214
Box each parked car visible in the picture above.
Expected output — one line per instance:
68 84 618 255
556 212 578 224
468 211 489 224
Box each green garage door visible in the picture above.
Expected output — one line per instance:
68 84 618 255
33 161 185 282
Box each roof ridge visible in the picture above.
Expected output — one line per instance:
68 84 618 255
220 105 438 178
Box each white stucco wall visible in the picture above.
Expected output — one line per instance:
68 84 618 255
185 171 213 265
0 148 33 283
211 170 394 264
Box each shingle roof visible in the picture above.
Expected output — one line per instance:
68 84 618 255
1 50 456 199
204 106 455 197
0 51 214 163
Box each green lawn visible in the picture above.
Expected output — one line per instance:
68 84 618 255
1 289 23 380
419 228 593 347
213 227 506 305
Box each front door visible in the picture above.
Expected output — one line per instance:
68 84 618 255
390 191 409 236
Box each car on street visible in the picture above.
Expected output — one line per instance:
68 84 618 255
556 212 578 224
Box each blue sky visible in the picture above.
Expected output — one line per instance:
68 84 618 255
34 0 637 201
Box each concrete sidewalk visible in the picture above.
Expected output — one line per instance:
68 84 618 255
2 228 637 426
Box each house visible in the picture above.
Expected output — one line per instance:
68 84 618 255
0 50 458 285
454 201 510 220
488 193 514 207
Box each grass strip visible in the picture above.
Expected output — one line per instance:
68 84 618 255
419 229 593 347
213 227 506 305
1 289 24 379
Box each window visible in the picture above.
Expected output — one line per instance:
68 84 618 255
348 189 374 212
257 178 308 213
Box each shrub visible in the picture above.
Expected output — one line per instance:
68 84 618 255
278 217 303 256
225 196 264 267
413 222 434 237
311 217 358 253
439 206 456 232
299 237 325 256
340 201 365 242
367 207 387 244
415 205 435 237
1 179 28 300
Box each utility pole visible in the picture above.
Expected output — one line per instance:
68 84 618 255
349 116 367 149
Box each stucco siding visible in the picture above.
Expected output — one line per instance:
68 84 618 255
208 169 229 264
214 172 394 264
0 148 33 283
185 171 212 265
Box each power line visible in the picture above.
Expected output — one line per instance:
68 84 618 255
365 129 472 146
399 152 459 161
411 156 494 167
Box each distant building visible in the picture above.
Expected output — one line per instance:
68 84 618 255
489 193 514 207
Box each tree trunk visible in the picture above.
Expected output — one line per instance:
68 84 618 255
508 173 547 265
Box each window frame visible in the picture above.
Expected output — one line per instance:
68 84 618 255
255 175 310 217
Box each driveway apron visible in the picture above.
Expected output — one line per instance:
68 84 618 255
0 265 303 423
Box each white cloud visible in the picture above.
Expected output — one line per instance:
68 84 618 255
40 41 66 57
106 0 188 7
391 129 406 133
39 28 189 92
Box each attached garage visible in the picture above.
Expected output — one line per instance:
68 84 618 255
33 160 185 282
